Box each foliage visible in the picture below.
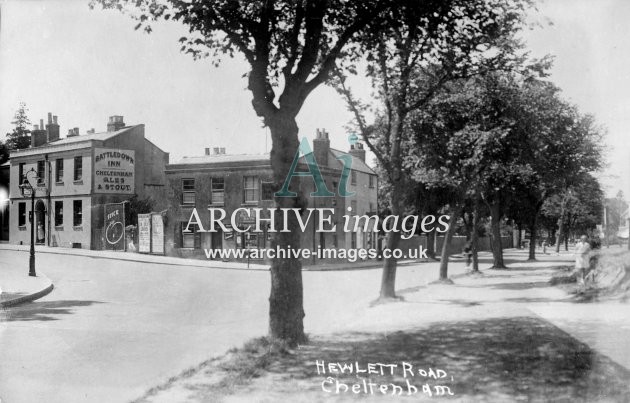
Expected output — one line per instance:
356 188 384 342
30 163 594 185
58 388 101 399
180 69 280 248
124 195 155 227
0 141 9 165
605 191 628 239
333 0 535 290
5 102 32 150
541 173 604 238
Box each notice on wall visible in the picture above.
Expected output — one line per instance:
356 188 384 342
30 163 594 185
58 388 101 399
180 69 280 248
151 213 164 254
104 202 125 251
94 148 135 194
138 214 151 253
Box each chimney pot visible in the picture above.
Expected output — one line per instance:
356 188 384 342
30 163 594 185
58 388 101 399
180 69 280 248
40 119 44 129
107 115 125 132
34 125 39 130
205 148 210 156
53 115 58 124
48 112 52 123
220 147 226 154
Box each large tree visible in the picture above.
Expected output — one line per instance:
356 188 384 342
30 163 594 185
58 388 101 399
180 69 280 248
334 0 531 295
5 102 32 150
92 0 528 343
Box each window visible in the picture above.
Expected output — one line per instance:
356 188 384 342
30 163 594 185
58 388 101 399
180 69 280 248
18 163 25 184
18 203 26 226
181 222 200 248
55 159 64 182
73 200 82 226
73 156 83 181
369 174 375 188
351 170 357 185
243 176 259 203
54 201 64 226
261 182 275 201
211 178 225 205
37 160 45 184
182 179 195 204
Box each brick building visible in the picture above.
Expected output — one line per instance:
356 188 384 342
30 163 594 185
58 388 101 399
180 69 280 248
164 130 378 259
8 114 168 249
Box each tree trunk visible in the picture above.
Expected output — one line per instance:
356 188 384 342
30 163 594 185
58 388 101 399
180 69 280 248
267 115 306 346
471 198 480 273
515 223 522 249
379 186 403 299
489 201 506 269
528 217 537 261
426 229 436 259
554 203 567 254
438 206 460 280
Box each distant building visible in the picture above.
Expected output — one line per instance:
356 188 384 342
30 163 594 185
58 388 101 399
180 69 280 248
164 129 378 259
8 114 168 249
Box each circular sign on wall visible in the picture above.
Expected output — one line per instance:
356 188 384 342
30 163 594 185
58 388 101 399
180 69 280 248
105 221 124 245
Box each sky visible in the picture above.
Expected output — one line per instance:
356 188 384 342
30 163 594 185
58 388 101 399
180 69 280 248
0 0 628 198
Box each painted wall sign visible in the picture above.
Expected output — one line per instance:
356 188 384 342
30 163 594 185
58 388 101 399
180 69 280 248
94 148 135 194
151 213 164 254
104 202 125 251
138 214 151 253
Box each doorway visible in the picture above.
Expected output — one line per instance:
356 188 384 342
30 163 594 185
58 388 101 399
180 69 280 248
35 199 46 245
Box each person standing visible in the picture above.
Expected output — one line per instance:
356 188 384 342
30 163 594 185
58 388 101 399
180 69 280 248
574 235 591 289
463 241 472 269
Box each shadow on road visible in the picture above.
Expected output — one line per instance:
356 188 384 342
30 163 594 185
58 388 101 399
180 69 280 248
140 316 630 402
1 300 104 322
262 317 630 402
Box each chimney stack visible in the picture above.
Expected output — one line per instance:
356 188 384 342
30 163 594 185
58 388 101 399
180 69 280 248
31 124 47 148
205 148 210 156
46 111 60 142
349 142 366 162
313 128 330 167
67 128 80 138
87 128 95 134
107 115 125 132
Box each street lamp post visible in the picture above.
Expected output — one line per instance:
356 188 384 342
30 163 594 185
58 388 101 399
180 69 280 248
19 168 38 277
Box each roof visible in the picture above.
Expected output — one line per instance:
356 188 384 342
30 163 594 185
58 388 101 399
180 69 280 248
46 126 134 146
330 148 376 174
171 153 271 165
170 149 376 175
9 126 140 157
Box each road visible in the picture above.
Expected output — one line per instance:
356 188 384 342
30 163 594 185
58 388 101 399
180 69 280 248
0 249 469 403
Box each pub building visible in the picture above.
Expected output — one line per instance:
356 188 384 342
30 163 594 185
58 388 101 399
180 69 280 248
164 129 378 259
8 114 169 249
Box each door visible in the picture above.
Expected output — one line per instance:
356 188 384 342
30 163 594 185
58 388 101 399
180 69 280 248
35 199 46 244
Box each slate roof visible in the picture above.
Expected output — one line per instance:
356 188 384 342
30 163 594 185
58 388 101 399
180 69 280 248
170 148 376 175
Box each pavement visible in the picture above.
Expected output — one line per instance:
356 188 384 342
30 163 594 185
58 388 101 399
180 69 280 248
2 243 629 402
0 263 53 307
137 249 630 402
0 242 439 309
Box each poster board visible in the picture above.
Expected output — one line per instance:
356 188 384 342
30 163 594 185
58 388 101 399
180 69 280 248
104 202 125 251
138 214 151 253
151 213 164 254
